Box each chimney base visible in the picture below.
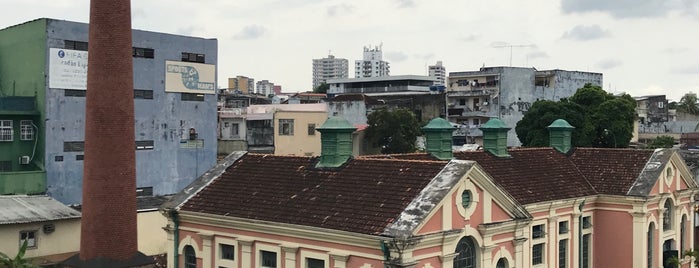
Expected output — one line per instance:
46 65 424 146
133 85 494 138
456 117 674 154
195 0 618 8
60 251 153 268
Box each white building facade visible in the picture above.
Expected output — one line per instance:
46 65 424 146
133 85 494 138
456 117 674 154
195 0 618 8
428 61 446 85
354 45 390 78
256 80 275 96
312 54 348 89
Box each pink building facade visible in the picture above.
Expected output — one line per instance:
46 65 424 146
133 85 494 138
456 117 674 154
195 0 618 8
162 118 698 268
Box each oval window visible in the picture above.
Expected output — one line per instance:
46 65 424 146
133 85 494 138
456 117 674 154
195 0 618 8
462 190 472 208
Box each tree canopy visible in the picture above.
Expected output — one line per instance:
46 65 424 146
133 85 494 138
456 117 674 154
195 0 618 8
515 83 636 148
313 83 329 94
365 108 422 154
677 92 699 114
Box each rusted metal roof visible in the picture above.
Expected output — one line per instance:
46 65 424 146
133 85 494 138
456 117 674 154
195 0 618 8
0 195 81 225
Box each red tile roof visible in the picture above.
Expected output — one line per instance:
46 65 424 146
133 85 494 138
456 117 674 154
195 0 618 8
569 148 654 196
180 154 447 235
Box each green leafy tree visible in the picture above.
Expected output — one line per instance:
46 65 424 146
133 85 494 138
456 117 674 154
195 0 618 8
313 83 329 94
684 248 699 268
0 240 37 268
678 92 699 114
516 83 635 148
648 135 676 149
366 108 421 154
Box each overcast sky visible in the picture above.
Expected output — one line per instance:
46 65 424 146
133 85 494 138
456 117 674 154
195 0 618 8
2 0 698 101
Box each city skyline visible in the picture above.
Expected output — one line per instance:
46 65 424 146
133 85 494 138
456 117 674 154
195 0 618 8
1 0 697 101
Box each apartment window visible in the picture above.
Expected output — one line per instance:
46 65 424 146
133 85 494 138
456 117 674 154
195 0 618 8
663 200 673 231
260 250 277 268
64 89 86 97
495 258 507 268
20 120 34 141
582 216 592 229
582 234 591 268
681 215 687 253
0 120 12 141
54 156 63 162
308 123 316 136
559 239 568 268
132 47 154 58
181 93 205 102
181 52 205 63
135 140 154 150
559 221 569 234
658 102 664 108
63 141 85 152
459 99 466 105
454 237 476 268
279 119 294 136
648 223 654 268
20 230 37 248
220 244 234 260
76 155 84 161
532 224 545 239
306 258 324 268
64 40 88 51
532 243 544 265
136 187 153 197
134 89 154 99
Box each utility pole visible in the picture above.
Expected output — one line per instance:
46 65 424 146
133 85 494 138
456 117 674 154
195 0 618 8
492 43 534 67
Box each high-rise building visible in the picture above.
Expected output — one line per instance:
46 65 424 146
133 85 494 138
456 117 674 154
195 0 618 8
256 80 275 96
228 75 255 94
312 54 348 89
354 45 390 78
428 61 446 85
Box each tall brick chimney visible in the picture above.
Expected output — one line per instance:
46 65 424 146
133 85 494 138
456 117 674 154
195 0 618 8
62 0 151 266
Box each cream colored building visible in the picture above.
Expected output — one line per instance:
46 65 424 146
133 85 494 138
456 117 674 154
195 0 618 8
0 195 81 266
273 104 328 156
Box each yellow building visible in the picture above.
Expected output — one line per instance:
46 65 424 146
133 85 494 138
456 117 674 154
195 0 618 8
227 76 254 94
273 104 328 156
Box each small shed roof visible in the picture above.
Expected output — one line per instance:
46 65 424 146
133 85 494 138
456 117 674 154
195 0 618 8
0 195 81 225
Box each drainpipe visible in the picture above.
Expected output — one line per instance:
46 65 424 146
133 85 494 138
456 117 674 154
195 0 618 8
578 200 586 268
381 240 391 268
170 210 180 268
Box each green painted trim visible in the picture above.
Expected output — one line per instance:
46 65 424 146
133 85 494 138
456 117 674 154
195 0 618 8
316 117 356 168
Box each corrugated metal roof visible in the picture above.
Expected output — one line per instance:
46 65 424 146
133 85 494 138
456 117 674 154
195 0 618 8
0 195 81 225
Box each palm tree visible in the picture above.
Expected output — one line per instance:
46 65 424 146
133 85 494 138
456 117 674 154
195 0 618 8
678 92 699 115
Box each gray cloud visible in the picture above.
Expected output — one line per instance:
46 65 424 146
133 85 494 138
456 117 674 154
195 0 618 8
527 51 549 59
673 65 699 74
561 25 611 41
561 0 697 18
386 51 409 62
396 0 416 8
327 4 354 17
233 25 266 40
595 59 623 70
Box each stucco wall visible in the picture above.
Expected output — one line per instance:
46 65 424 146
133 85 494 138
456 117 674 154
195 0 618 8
0 219 80 259
328 101 368 125
137 210 168 255
274 111 328 156
43 19 218 204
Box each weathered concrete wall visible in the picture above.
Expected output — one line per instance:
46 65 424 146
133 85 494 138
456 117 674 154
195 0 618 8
217 140 248 155
328 101 368 125
44 20 218 204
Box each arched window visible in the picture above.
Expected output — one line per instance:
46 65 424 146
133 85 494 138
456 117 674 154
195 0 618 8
184 245 197 268
663 200 673 231
648 223 654 268
496 258 507 268
681 215 687 253
454 237 477 268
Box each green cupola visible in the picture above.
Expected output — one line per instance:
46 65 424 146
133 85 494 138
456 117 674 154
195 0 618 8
315 116 357 168
547 119 575 153
422 118 456 160
479 118 510 157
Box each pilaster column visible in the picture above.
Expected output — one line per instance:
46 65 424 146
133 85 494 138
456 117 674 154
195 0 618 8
282 246 298 268
239 240 254 268
200 232 214 268
331 254 349 268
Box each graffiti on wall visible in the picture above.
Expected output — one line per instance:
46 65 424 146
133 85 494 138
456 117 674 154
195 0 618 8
500 101 532 116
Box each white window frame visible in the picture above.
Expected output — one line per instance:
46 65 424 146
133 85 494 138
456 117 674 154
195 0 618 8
215 237 238 268
300 250 328 268
279 119 294 136
0 120 12 141
20 230 37 249
20 120 34 141
256 244 280 268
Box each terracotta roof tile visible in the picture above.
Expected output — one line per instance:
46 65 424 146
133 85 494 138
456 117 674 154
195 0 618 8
569 148 654 196
180 154 447 235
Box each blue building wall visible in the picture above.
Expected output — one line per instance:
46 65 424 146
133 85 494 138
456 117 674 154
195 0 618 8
43 19 218 204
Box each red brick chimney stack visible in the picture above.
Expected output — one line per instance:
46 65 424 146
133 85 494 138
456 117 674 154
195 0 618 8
61 0 150 267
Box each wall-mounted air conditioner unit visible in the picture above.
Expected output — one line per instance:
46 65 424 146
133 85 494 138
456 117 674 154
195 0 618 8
19 156 30 165
482 102 489 106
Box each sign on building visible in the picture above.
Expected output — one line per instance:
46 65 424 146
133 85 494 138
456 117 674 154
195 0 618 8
48 48 88 90
165 61 216 94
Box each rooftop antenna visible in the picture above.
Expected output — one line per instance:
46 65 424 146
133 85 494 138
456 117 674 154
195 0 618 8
492 42 534 67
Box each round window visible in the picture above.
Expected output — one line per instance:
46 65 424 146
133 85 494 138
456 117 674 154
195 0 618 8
461 190 472 208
